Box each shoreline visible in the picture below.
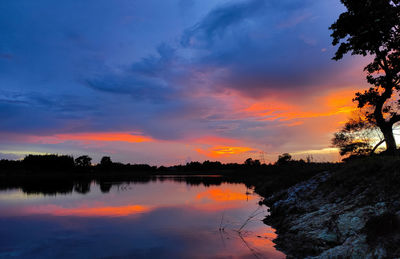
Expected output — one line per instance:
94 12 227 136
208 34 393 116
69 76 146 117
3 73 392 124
2 155 400 257
255 156 400 258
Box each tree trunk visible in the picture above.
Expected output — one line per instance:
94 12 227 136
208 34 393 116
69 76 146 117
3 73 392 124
381 124 397 154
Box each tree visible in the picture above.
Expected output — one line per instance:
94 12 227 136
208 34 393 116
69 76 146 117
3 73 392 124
330 0 400 154
244 158 261 166
332 115 385 156
23 154 75 172
276 153 292 165
99 156 113 170
74 155 92 168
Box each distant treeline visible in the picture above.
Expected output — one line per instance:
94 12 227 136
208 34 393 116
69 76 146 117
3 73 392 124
0 153 339 196
0 154 157 173
0 153 322 175
0 153 396 200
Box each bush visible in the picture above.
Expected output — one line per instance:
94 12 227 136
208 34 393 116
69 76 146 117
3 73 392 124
23 154 75 172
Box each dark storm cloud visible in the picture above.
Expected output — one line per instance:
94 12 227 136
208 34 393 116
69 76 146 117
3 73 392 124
176 0 358 97
86 44 179 102
181 0 266 48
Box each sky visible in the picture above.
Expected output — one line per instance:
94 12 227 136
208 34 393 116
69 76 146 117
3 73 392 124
0 0 372 165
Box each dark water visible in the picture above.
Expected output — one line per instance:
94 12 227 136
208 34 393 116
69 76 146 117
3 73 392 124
0 176 284 258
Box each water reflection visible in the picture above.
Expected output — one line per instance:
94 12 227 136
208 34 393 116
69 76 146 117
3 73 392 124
0 177 285 258
196 187 253 202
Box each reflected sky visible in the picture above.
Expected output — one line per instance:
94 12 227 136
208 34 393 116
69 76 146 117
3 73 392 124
0 179 284 258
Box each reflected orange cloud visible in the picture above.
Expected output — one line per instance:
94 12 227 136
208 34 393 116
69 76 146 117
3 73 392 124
244 232 278 248
196 188 253 202
28 204 151 217
190 202 243 212
195 146 254 158
28 132 154 144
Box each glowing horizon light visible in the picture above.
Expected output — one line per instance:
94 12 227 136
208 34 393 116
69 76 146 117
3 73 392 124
195 146 254 158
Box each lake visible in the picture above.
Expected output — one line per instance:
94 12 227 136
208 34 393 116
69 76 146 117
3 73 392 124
0 176 285 258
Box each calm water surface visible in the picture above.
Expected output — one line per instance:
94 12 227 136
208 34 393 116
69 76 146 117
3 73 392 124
0 177 285 258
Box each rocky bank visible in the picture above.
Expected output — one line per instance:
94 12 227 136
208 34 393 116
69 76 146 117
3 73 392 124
260 156 400 258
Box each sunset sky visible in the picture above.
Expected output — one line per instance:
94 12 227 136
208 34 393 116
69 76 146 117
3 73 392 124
0 0 373 164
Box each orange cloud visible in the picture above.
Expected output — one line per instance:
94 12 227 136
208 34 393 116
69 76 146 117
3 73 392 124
195 146 254 158
196 188 253 202
242 88 358 122
57 132 153 143
190 136 239 145
28 132 154 144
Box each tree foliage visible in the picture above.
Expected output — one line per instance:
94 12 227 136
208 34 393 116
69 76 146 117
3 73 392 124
74 155 92 168
330 0 400 153
22 154 75 172
276 153 292 165
332 116 383 156
100 156 112 166
244 158 261 167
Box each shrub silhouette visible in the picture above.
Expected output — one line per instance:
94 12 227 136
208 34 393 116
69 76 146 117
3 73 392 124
75 155 92 168
23 154 74 172
244 158 261 167
276 153 292 165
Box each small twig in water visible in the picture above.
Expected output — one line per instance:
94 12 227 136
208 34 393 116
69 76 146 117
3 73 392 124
237 206 265 233
219 211 225 231
237 231 262 259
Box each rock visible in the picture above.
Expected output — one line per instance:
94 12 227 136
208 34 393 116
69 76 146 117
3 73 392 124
260 166 400 258
316 229 338 243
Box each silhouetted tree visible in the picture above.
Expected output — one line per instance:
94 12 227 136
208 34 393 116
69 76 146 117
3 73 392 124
23 154 74 172
99 156 113 171
330 0 400 154
202 160 223 170
0 159 23 171
276 153 292 165
100 156 112 165
75 155 92 168
244 158 261 167
332 115 385 156
185 161 202 171
306 155 314 163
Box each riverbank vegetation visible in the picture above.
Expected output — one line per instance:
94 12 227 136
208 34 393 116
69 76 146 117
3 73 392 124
0 153 337 195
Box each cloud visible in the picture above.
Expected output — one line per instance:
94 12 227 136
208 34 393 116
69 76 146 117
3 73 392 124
0 0 368 164
27 132 154 144
176 0 365 99
85 44 179 102
181 0 266 48
195 146 255 158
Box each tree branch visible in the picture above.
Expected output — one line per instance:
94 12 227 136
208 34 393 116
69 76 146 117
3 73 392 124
371 139 386 154
390 114 400 124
